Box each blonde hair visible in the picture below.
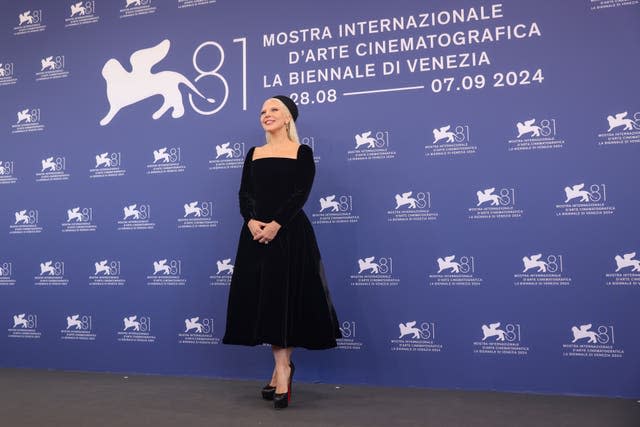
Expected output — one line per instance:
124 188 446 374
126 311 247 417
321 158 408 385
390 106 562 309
264 98 300 144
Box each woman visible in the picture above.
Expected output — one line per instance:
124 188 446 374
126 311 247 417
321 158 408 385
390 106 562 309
223 95 341 409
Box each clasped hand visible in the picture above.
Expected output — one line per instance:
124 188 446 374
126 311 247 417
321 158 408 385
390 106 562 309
248 219 281 244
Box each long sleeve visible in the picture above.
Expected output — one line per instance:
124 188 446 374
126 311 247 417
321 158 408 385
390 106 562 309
273 144 315 227
238 147 256 222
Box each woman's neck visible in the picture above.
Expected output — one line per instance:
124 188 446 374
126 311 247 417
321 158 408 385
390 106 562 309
267 129 291 145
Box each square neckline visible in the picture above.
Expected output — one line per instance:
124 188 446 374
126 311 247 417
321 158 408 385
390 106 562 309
250 144 302 162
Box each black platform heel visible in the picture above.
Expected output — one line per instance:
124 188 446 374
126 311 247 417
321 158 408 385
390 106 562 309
274 361 295 409
261 384 276 400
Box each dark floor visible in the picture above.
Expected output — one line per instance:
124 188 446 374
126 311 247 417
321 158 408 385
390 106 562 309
0 368 638 427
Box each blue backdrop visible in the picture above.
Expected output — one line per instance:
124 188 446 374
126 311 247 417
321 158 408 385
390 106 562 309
1 0 639 398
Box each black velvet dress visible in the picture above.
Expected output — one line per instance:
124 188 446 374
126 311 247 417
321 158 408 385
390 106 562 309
222 144 341 349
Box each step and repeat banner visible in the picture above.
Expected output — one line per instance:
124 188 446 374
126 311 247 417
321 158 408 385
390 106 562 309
1 0 639 398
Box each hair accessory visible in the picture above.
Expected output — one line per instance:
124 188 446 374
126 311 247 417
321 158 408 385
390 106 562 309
272 95 299 122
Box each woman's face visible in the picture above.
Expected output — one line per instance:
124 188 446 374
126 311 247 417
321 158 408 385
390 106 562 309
260 99 289 133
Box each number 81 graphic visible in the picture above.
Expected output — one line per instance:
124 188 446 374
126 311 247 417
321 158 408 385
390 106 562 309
189 39 247 115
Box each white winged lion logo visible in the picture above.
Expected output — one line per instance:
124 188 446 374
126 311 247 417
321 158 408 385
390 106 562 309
100 39 215 126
